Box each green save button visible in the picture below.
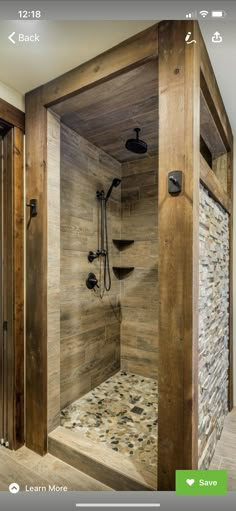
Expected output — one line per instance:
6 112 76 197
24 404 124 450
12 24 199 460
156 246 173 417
176 470 227 496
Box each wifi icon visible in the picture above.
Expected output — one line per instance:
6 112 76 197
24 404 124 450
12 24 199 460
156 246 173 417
200 10 209 17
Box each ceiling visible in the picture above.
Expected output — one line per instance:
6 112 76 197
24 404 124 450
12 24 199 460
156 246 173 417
54 61 158 162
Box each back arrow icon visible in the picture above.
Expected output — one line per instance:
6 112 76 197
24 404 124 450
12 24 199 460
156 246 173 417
8 32 16 44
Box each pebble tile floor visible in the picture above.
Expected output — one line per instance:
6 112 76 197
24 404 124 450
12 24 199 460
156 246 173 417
61 370 158 467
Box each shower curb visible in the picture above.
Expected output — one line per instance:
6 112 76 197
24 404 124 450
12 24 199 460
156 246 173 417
48 426 157 491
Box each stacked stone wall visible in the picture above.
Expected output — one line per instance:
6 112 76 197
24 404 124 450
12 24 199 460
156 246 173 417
198 184 229 469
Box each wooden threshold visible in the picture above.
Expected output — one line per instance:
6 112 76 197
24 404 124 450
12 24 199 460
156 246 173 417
48 426 157 491
200 154 232 214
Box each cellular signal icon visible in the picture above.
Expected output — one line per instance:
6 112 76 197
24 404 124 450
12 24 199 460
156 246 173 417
200 10 209 17
186 12 197 18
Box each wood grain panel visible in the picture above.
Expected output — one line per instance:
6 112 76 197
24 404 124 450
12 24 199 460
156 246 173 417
212 152 228 194
200 154 232 214
120 156 158 378
0 445 110 491
54 61 158 163
158 20 200 490
13 127 24 448
49 426 157 490
25 91 48 455
0 98 24 131
0 128 24 450
43 24 159 107
60 123 121 408
200 90 226 158
3 130 14 448
47 110 61 433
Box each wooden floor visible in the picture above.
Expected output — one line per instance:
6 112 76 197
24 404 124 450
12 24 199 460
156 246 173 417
210 408 236 490
0 445 111 491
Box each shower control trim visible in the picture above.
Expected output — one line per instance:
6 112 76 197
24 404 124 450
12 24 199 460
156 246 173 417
168 171 183 195
86 272 99 290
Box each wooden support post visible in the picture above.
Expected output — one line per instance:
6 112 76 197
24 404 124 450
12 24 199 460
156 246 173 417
25 91 48 455
158 20 200 489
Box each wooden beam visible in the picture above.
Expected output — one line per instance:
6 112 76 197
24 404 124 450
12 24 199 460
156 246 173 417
42 24 159 107
0 98 24 132
212 153 228 194
200 154 232 214
158 20 200 490
200 90 226 158
200 36 233 150
25 90 48 455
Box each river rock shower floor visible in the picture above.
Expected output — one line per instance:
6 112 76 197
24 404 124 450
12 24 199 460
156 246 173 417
60 371 157 467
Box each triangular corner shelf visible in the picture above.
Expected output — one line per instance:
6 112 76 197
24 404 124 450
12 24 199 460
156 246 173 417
112 266 134 279
112 239 134 251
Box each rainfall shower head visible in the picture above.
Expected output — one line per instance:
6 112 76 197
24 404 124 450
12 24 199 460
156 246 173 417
105 178 121 202
125 128 148 154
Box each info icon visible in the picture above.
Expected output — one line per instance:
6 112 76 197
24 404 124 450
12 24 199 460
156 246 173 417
9 483 20 494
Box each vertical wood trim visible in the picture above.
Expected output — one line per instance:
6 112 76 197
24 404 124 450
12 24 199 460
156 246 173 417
47 110 61 433
4 129 14 449
25 91 48 455
13 127 24 448
0 127 24 450
158 20 200 489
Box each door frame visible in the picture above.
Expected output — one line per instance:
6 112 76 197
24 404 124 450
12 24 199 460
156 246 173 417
0 98 25 449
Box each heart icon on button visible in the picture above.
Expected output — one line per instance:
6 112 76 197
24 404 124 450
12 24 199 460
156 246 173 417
186 479 195 486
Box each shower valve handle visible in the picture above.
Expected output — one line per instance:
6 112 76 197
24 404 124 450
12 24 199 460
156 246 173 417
86 273 99 290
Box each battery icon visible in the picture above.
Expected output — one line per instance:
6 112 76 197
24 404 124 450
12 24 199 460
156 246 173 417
211 11 227 18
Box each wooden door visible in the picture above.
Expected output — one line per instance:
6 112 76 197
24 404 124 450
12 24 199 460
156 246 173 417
0 126 24 449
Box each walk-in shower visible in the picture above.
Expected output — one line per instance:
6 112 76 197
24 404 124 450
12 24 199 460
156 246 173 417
86 178 121 294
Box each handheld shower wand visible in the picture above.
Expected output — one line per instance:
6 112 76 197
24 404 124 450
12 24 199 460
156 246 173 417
87 178 121 295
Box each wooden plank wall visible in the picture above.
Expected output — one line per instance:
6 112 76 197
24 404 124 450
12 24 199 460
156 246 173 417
120 155 158 378
60 123 121 409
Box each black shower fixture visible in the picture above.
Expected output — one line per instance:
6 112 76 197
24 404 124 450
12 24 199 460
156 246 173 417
105 178 121 202
88 177 121 294
125 128 148 154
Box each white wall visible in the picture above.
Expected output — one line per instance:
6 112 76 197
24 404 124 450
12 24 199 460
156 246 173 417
233 137 236 406
0 80 24 112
